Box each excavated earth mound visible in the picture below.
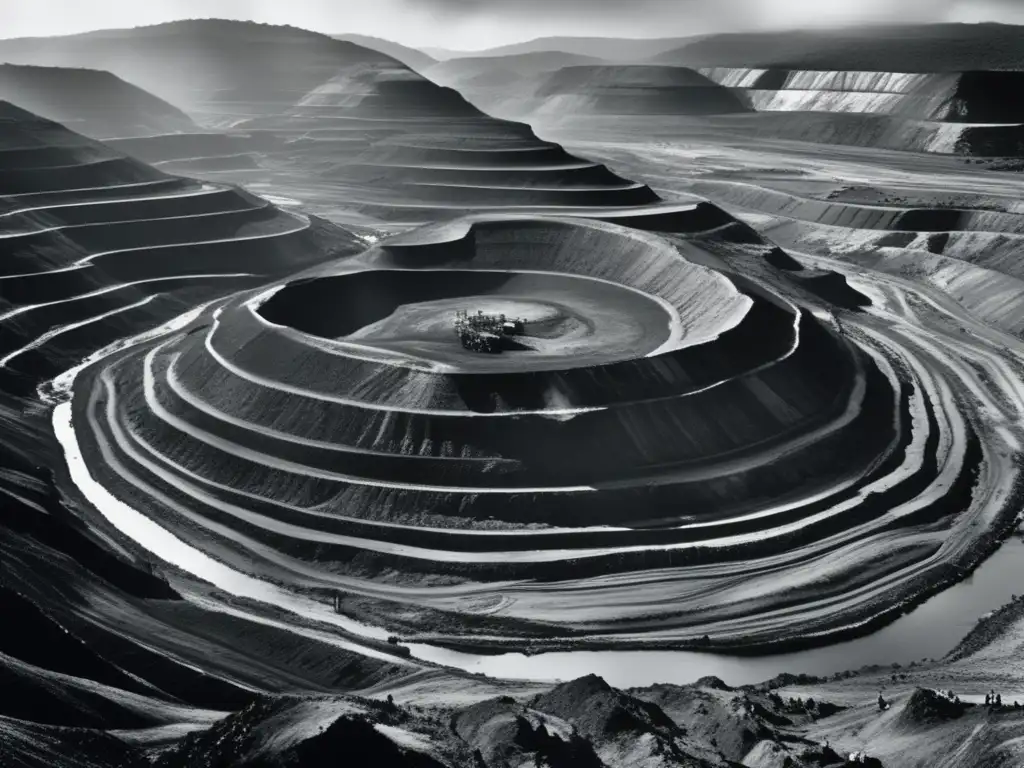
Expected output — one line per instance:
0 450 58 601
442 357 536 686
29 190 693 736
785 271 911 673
898 688 969 725
66 207 1006 655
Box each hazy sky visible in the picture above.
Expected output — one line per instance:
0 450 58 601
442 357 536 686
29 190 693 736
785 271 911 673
1 0 1023 50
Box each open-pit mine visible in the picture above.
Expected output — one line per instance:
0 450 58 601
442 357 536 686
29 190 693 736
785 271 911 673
2 15 1024 768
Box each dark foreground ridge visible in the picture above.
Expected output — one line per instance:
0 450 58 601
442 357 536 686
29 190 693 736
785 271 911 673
0 62 198 139
3 674 893 768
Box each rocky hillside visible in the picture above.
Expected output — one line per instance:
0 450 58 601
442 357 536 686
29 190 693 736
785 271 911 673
141 675 864 768
0 63 198 139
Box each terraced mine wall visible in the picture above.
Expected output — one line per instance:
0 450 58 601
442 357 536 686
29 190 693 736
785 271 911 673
692 68 1024 156
0 22 688 227
0 63 199 140
0 102 360 393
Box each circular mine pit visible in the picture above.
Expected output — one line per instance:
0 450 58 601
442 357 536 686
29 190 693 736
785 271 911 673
257 268 672 371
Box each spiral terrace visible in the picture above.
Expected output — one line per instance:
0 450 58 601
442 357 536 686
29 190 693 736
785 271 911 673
63 207 1017 655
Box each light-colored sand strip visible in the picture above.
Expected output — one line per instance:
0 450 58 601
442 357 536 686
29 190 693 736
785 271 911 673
40 300 223 405
0 485 49 515
0 183 221 219
73 217 311 266
0 201 271 241
336 198 684 211
0 273 253 323
0 264 88 281
0 295 159 368
404 181 648 191
1 179 186 201
346 161 602 171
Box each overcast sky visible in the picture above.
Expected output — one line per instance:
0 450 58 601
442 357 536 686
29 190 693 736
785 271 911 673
1 0 1023 50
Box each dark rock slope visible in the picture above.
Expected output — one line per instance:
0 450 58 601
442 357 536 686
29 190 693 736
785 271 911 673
0 63 198 139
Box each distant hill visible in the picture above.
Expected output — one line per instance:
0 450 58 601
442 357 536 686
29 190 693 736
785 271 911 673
0 19 671 226
0 63 197 139
527 65 751 120
0 100 352 390
426 23 1024 72
332 33 436 73
0 20 398 124
424 35 704 62
425 51 605 91
655 23 1024 71
426 61 749 125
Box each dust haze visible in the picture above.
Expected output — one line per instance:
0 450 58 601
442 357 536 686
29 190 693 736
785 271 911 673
1 0 1022 49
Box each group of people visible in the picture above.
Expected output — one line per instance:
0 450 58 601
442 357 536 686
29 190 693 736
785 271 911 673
984 690 1020 708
